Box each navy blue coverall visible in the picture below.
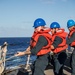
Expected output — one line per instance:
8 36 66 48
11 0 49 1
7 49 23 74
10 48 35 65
51 36 67 75
67 32 75 75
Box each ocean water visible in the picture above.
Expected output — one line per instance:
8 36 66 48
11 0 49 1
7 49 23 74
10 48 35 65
0 37 36 69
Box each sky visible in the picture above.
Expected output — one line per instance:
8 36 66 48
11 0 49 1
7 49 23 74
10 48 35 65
0 0 75 37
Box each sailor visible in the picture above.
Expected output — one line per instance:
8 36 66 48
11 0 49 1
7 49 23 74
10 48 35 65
50 22 68 75
15 18 52 75
66 19 75 75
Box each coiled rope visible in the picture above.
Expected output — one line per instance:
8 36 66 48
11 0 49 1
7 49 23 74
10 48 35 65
0 42 8 75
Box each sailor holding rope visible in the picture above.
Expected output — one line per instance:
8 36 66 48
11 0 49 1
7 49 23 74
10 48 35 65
15 18 52 75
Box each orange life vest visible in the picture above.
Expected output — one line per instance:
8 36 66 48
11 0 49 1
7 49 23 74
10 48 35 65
30 28 52 56
52 28 68 54
68 28 75 46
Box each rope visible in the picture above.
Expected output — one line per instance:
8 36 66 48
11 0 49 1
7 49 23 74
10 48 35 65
5 55 16 61
24 46 31 71
25 54 31 71
0 42 8 74
1 45 31 73
0 55 17 64
25 55 30 69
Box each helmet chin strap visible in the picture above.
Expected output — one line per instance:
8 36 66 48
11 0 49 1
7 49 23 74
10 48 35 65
54 28 57 33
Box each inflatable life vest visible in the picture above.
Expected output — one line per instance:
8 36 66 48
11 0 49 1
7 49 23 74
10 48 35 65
68 28 75 46
30 28 52 56
52 28 68 53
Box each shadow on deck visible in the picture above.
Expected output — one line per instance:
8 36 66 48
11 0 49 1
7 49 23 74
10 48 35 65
45 53 72 75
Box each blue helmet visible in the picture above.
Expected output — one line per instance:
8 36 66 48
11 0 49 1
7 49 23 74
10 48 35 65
33 18 46 28
50 22 60 28
67 19 75 28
